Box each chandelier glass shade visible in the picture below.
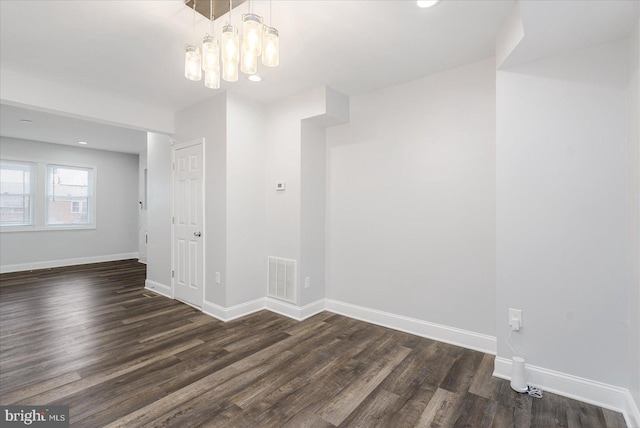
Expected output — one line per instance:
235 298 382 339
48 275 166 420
221 25 239 64
262 26 279 67
202 35 220 72
221 24 240 82
185 45 202 81
242 13 262 57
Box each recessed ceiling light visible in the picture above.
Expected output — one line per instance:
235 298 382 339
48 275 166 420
78 141 88 145
19 119 34 123
417 0 441 8
248 75 262 82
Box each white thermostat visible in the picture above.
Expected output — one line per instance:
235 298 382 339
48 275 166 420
276 181 286 191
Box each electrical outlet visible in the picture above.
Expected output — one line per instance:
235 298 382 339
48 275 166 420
215 272 221 284
509 308 523 331
304 276 311 289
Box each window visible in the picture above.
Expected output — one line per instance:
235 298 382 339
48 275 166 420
0 159 96 231
0 160 35 227
47 165 94 226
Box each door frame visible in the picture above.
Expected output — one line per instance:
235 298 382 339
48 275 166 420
171 138 206 308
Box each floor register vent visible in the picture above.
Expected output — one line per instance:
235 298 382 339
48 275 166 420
268 256 296 303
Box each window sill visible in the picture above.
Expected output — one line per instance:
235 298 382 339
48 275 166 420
0 225 96 233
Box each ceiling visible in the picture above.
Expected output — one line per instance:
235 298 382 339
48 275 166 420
0 0 637 153
0 0 515 111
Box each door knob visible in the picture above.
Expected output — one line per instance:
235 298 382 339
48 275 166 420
194 231 202 237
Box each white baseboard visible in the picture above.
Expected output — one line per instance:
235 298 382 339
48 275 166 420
203 298 265 322
144 279 172 299
265 298 326 321
627 391 640 428
201 298 325 322
494 356 640 428
199 297 495 357
324 299 496 355
0 252 140 273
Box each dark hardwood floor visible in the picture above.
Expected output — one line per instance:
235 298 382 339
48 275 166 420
0 260 628 427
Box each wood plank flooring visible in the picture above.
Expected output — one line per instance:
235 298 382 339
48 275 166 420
0 260 628 427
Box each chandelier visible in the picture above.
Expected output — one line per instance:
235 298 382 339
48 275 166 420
184 0 279 88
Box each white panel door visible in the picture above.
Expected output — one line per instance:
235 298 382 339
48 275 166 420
173 142 204 308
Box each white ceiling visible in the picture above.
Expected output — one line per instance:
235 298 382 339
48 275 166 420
0 0 637 154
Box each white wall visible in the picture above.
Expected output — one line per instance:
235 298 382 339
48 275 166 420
628 17 640 411
174 93 227 305
146 132 172 289
496 39 629 386
226 93 267 306
325 58 496 336
300 122 327 305
0 137 139 270
264 87 327 267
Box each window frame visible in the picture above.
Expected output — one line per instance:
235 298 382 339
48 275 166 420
0 158 97 233
45 164 95 228
0 160 36 228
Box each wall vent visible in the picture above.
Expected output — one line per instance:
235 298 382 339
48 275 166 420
268 256 296 303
